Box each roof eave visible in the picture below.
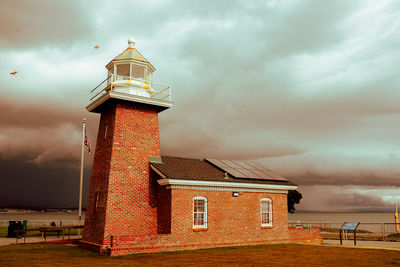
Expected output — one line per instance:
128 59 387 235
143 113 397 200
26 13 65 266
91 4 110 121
105 59 156 72
157 178 298 191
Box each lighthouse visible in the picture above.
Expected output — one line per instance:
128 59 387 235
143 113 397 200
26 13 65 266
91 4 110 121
82 38 173 248
80 38 320 256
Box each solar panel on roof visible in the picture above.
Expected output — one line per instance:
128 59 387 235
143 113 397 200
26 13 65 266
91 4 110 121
243 161 266 170
251 169 272 179
220 160 243 169
233 160 255 169
235 168 258 178
206 158 230 169
204 158 288 181
224 167 248 178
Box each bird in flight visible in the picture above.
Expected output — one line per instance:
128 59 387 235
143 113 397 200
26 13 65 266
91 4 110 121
10 71 18 76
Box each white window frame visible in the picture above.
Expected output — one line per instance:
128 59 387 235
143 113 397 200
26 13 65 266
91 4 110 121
260 198 272 227
193 196 207 229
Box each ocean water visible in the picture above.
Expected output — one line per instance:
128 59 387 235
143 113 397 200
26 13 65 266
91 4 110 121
0 210 85 223
288 212 395 223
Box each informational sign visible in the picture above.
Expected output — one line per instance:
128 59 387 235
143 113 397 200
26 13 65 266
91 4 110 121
340 222 360 246
341 222 359 231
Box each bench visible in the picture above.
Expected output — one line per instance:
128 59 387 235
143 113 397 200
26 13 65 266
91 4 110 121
14 225 84 244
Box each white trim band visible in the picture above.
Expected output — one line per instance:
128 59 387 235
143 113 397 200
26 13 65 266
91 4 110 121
158 179 297 191
166 184 288 193
86 91 174 112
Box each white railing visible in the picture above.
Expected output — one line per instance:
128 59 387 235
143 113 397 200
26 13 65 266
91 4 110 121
90 74 171 103
288 221 400 241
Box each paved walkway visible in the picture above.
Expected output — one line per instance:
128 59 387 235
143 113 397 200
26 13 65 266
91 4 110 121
321 239 400 250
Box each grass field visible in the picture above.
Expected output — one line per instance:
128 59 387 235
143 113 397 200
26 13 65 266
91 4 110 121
0 243 400 266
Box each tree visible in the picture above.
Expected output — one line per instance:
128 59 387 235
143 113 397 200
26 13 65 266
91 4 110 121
288 190 302 213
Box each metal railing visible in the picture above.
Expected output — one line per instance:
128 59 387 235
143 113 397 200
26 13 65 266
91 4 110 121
90 74 171 103
0 220 81 227
289 221 400 241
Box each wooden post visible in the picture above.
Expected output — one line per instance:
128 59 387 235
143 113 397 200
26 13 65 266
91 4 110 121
339 229 342 245
354 230 356 246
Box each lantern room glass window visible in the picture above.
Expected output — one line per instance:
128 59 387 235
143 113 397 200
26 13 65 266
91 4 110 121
116 64 130 80
132 63 145 80
107 68 113 85
112 63 151 82
193 196 207 229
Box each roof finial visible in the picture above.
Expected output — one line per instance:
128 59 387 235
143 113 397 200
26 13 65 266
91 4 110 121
128 37 135 48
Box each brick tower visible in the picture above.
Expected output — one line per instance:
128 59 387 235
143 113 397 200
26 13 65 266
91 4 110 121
82 38 173 249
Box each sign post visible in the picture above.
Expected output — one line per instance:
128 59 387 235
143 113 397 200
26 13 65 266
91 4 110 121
340 222 360 246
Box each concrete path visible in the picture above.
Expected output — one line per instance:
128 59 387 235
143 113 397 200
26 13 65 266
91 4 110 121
321 239 400 250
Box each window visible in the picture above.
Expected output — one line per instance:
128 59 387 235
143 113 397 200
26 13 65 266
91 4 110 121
107 68 113 85
193 196 207 229
94 192 100 211
116 64 130 80
132 63 145 80
261 198 272 227
104 123 108 140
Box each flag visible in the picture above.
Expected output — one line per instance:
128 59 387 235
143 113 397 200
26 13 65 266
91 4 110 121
84 124 92 155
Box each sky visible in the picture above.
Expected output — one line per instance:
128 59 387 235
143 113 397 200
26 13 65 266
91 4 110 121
0 0 399 212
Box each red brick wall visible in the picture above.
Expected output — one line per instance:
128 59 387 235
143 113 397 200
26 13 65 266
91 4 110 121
83 103 116 245
169 189 290 244
83 101 161 245
288 228 322 243
92 188 321 256
157 184 171 234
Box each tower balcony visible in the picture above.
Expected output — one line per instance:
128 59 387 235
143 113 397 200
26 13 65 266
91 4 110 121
87 74 173 113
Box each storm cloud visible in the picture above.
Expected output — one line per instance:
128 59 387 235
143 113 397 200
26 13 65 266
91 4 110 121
1 0 399 210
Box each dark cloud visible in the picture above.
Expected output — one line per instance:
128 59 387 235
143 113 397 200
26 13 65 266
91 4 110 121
289 171 400 187
1 0 400 211
328 192 389 211
0 156 91 208
0 0 95 49
161 128 306 160
297 185 395 212
0 97 81 129
0 97 98 164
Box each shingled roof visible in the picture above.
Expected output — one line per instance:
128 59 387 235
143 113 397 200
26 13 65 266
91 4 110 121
105 47 156 72
150 156 297 187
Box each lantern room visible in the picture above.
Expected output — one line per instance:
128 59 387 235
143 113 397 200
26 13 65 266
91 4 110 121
87 38 173 113
105 38 155 97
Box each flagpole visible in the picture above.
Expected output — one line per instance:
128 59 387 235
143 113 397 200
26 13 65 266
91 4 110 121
78 118 86 232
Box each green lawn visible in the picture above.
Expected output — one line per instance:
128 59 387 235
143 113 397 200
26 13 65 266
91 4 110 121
0 243 400 266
